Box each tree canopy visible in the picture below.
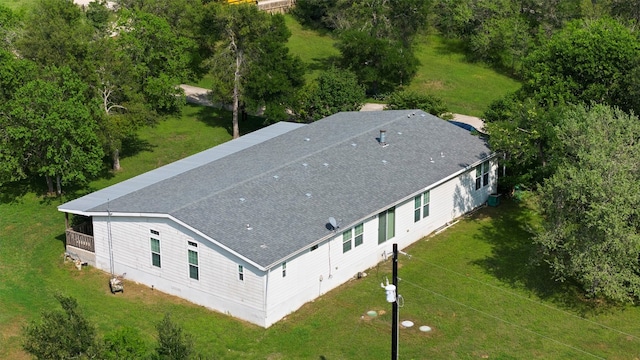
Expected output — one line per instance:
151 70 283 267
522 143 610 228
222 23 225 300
294 67 365 122
23 294 98 359
521 17 640 114
534 104 640 303
0 66 104 194
204 2 304 138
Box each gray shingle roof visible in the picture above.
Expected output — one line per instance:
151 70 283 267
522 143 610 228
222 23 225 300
60 110 491 269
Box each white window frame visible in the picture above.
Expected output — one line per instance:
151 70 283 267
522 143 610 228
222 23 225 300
188 249 199 280
475 160 490 190
414 191 430 222
378 207 395 244
342 229 353 253
150 230 161 268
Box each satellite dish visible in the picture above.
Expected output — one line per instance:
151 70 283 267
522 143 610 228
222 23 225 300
328 217 338 230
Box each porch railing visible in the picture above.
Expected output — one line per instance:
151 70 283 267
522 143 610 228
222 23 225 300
66 229 95 253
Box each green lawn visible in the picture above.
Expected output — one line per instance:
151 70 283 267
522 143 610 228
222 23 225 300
2 106 640 359
194 15 520 117
408 35 521 116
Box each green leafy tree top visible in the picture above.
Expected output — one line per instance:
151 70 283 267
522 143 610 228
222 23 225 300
535 103 640 303
23 294 98 360
522 17 640 114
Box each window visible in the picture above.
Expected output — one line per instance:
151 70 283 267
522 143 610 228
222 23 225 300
482 160 490 187
310 244 318 251
378 207 395 244
354 223 364 247
150 237 161 268
475 160 490 190
342 229 353 253
188 250 198 280
282 262 287 277
414 191 430 222
343 223 364 253
238 265 244 281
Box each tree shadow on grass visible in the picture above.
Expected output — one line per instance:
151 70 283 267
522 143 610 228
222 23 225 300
306 55 341 72
0 177 46 204
120 133 155 159
470 198 618 316
191 103 270 137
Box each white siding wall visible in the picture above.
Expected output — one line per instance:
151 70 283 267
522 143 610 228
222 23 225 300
92 216 269 326
264 159 497 327
90 158 497 328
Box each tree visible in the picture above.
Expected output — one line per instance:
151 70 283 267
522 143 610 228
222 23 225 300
102 326 150 359
23 295 98 359
242 14 305 123
521 17 640 114
0 66 104 194
336 30 418 95
385 90 450 118
0 5 21 51
469 15 533 73
295 67 365 122
16 0 94 76
205 3 304 137
484 96 563 189
153 314 193 360
115 9 195 115
534 103 640 303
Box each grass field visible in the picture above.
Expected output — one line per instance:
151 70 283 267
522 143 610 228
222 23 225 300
2 104 640 359
194 15 520 117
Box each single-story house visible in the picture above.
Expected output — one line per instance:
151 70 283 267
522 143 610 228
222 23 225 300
58 110 497 327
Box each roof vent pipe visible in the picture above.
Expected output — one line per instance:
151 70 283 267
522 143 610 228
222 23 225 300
379 130 387 145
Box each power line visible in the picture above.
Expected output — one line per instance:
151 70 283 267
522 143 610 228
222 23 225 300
405 255 640 342
401 278 606 360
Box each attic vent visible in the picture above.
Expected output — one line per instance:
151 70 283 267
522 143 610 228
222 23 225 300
382 160 388 164
239 197 246 202
378 130 388 147
246 224 253 230
273 175 279 179
351 143 357 147
305 192 312 198
304 137 310 142
430 157 435 163
323 163 329 167
302 163 308 167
